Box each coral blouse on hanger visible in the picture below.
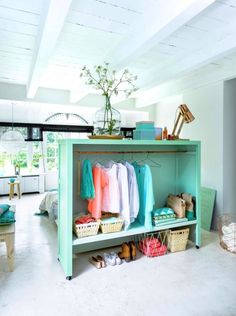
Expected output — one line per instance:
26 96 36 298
88 165 108 219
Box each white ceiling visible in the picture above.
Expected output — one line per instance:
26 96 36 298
0 0 236 118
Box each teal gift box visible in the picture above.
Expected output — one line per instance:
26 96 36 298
133 129 155 140
136 121 155 130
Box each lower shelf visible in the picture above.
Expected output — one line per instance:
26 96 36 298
72 220 197 246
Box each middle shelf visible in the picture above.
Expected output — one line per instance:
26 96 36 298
72 220 197 246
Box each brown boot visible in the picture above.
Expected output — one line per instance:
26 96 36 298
118 242 131 262
129 241 137 260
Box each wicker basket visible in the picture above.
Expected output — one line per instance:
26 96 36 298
168 228 189 252
137 230 169 257
100 218 124 234
74 221 100 238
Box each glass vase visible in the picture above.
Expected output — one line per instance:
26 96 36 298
93 97 121 135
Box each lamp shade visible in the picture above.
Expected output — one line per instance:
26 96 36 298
1 130 25 154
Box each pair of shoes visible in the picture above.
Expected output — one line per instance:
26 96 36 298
110 252 122 265
89 255 106 269
103 252 122 266
118 241 137 262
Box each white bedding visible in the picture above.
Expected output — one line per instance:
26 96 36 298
39 191 58 220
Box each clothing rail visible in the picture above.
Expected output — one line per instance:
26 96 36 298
75 150 187 155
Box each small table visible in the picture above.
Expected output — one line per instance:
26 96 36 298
8 181 21 200
0 223 15 271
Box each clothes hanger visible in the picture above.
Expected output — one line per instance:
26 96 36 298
135 153 161 168
147 153 161 168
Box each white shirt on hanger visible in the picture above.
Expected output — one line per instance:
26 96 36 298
124 162 140 224
117 163 130 230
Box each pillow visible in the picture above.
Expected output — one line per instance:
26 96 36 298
0 204 10 216
0 205 16 225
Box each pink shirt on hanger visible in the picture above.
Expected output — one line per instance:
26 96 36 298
102 163 120 213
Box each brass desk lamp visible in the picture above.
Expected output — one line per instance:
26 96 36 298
171 104 195 139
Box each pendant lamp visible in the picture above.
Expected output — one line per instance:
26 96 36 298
0 103 25 154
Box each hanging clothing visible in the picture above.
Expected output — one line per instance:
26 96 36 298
77 160 81 196
102 163 120 213
88 165 108 219
80 159 95 199
117 163 130 230
124 162 139 224
133 163 155 229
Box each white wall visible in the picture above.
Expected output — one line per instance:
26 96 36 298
45 171 58 191
154 82 224 229
223 79 236 213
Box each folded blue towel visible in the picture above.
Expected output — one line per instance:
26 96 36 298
101 217 120 223
152 207 174 216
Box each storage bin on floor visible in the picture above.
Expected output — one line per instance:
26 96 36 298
137 231 169 257
218 213 236 254
167 228 189 252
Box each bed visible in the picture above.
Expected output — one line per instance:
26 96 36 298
38 191 58 221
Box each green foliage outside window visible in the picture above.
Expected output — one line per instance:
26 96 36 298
46 132 63 171
13 151 27 168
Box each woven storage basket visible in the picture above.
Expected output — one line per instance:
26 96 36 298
168 228 189 252
100 218 124 234
74 221 100 238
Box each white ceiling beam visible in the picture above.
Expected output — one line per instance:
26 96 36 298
107 0 216 69
70 88 96 104
138 27 236 90
135 56 236 108
27 0 72 99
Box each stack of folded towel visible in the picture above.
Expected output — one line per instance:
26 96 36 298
152 208 176 226
100 217 119 224
139 237 167 257
222 223 236 253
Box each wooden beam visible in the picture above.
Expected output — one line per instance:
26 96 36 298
107 0 216 69
27 0 72 98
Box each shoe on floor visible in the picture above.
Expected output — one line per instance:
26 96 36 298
129 241 137 260
110 252 122 265
96 255 106 268
118 242 131 262
103 252 116 266
89 256 102 269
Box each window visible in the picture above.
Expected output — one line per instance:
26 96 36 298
0 143 28 175
31 142 43 169
0 152 11 176
13 146 28 170
0 126 27 139
45 132 63 171
0 128 87 175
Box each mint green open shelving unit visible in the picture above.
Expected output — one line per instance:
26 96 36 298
58 139 201 279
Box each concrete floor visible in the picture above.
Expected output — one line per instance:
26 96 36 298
0 193 236 316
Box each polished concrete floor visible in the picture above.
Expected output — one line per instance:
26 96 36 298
0 193 236 316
